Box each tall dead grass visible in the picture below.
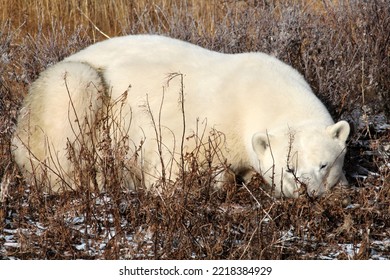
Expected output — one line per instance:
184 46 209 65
2 0 226 39
0 0 389 259
1 1 366 41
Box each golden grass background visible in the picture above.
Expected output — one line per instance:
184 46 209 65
2 0 342 38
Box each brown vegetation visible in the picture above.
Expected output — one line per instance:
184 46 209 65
0 0 389 259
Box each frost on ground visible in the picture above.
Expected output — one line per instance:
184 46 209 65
1 192 389 260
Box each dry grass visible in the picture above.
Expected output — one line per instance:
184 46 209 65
1 0 389 259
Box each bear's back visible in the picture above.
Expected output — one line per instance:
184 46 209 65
65 35 333 128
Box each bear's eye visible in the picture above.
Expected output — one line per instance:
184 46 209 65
320 163 328 170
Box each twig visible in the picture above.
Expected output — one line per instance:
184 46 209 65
242 182 275 221
239 226 258 259
77 7 110 39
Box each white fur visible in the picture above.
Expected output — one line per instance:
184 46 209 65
12 35 350 197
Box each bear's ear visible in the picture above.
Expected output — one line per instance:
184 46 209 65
252 132 272 156
326 120 350 143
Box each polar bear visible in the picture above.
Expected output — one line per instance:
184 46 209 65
12 35 350 197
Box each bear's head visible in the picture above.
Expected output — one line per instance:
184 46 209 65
252 120 350 198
